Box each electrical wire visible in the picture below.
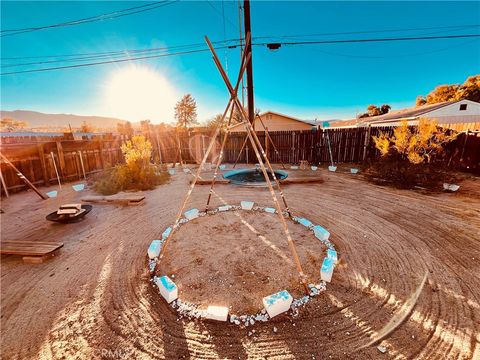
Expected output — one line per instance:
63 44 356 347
2 33 479 76
1 1 178 37
254 33 480 47
3 24 477 61
1 47 226 76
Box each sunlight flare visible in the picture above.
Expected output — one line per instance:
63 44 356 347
103 65 177 122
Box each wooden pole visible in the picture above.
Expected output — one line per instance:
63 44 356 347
50 152 62 189
205 103 236 211
206 38 291 215
154 36 251 271
205 35 308 292
78 151 87 180
243 0 255 125
155 128 163 164
0 168 9 198
0 152 47 200
156 96 235 267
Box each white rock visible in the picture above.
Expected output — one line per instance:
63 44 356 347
320 257 335 283
205 305 228 321
350 168 359 174
313 225 330 241
218 205 232 212
327 248 338 264
155 276 178 303
262 290 293 318
311 166 318 171
168 169 176 175
377 346 387 353
46 190 58 198
241 201 255 210
328 165 337 172
184 208 199 220
297 217 313 228
443 183 460 192
72 183 85 191
147 240 162 259
290 165 299 170
162 227 172 240
264 207 276 214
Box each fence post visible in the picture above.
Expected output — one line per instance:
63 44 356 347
98 141 105 169
37 143 49 185
362 125 371 162
55 141 66 179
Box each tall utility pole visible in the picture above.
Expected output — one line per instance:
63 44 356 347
243 0 254 125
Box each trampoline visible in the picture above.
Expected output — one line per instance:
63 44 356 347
223 168 288 186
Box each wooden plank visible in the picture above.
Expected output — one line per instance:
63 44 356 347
192 179 231 185
55 142 66 179
280 177 324 185
37 144 49 186
0 241 63 256
81 195 145 205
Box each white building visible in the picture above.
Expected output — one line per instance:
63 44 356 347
329 100 480 131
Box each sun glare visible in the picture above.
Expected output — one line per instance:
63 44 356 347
103 65 177 122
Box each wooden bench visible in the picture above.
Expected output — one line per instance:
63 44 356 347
0 241 64 264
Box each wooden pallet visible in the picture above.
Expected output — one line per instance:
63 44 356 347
81 195 145 206
1 240 64 263
191 179 231 185
279 177 324 184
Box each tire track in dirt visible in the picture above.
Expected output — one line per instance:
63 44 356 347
1 170 479 359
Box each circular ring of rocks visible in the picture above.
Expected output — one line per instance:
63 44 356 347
147 202 338 327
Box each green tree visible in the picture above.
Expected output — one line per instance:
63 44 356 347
175 94 198 129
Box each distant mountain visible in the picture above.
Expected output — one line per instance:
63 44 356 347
0 110 129 131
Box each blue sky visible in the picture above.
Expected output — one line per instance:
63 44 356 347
1 1 479 124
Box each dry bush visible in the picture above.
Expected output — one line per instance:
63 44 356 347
94 135 169 195
367 119 458 189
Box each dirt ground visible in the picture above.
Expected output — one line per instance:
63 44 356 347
1 165 479 359
159 211 326 314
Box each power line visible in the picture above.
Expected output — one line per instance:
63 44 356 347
1 40 238 68
252 24 480 40
3 24 478 61
255 33 480 47
2 33 479 76
1 47 226 76
1 1 178 37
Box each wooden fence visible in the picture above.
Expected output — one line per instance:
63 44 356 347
1 126 479 194
0 139 123 193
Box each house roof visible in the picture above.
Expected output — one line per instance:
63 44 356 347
329 99 475 128
259 111 318 126
229 110 317 130
360 100 456 124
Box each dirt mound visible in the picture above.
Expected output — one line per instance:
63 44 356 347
158 211 324 314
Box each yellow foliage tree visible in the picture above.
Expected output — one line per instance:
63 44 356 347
372 119 457 164
121 135 152 169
